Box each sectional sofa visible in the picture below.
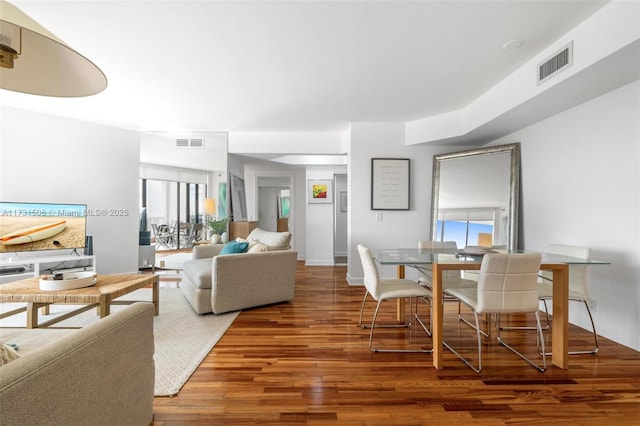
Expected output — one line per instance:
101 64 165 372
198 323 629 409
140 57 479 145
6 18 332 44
181 228 297 314
0 302 155 425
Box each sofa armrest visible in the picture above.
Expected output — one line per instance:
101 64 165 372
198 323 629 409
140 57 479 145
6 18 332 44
193 243 224 259
0 303 155 426
211 250 297 314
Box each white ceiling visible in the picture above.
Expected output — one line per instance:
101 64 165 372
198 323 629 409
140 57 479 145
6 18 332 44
2 0 610 137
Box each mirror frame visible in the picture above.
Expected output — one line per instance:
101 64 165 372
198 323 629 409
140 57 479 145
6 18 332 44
430 142 521 251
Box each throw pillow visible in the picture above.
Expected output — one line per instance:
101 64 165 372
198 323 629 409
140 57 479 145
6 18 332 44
219 241 249 255
246 228 292 250
247 242 268 253
0 341 20 366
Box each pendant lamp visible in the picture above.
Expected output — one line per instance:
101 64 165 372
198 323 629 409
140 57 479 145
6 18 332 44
0 0 107 97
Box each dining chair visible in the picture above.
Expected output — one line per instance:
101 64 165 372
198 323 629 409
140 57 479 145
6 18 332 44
183 223 203 248
357 244 432 353
154 224 175 250
416 241 471 292
443 252 546 372
415 241 478 334
537 244 598 355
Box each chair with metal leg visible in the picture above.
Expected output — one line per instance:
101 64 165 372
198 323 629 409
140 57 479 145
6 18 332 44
415 241 478 335
443 252 546 372
153 224 175 250
537 244 598 355
357 244 432 353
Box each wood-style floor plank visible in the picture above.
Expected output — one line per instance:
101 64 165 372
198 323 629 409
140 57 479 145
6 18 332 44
152 263 640 425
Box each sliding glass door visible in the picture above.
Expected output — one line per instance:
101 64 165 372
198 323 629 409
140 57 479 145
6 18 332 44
141 178 206 250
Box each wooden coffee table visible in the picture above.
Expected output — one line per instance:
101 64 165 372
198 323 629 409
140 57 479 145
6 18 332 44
0 274 159 328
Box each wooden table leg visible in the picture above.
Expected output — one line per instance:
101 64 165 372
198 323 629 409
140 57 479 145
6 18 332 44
152 277 159 316
27 303 51 328
432 264 443 370
551 264 569 369
396 265 405 322
99 294 110 318
26 302 39 329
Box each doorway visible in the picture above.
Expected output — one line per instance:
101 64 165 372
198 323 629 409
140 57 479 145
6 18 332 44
257 176 293 234
257 186 289 232
334 174 347 264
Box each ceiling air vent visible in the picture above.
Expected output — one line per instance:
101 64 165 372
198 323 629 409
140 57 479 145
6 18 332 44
175 138 205 149
189 138 204 148
537 41 573 85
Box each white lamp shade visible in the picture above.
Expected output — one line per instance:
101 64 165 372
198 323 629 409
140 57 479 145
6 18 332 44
203 198 216 215
0 0 107 97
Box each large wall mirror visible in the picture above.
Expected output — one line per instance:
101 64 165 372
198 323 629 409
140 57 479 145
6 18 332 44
430 143 520 251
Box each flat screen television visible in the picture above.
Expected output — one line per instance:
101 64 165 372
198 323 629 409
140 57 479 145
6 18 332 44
0 202 87 254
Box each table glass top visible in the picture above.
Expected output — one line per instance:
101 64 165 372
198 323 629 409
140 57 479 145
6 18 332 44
370 248 610 266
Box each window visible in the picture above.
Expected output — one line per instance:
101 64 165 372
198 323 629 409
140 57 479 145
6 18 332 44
141 178 207 250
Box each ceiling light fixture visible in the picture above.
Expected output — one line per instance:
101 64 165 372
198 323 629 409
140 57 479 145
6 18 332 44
502 39 524 50
0 0 106 97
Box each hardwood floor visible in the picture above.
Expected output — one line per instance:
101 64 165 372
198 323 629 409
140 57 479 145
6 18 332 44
152 263 640 425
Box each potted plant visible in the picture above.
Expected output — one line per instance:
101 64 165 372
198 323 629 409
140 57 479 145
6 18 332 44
208 217 228 242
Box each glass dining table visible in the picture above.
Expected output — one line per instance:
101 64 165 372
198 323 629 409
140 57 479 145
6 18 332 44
371 248 610 370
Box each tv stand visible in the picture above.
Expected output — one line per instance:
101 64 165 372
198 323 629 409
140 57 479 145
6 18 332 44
0 254 96 284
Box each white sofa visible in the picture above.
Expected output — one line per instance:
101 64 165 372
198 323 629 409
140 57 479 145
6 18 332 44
0 302 155 425
180 228 297 314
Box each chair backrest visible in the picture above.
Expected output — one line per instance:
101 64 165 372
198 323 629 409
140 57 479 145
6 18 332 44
417 241 460 280
357 244 381 299
541 243 591 297
418 240 457 250
476 253 542 313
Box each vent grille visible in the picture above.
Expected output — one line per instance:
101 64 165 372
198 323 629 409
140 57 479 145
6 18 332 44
175 138 205 149
189 138 204 148
538 41 573 85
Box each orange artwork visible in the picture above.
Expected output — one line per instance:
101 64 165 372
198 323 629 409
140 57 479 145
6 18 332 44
312 184 327 199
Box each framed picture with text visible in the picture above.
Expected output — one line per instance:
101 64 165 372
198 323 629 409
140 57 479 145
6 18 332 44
371 158 410 210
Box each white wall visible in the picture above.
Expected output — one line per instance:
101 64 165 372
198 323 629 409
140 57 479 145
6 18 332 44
490 80 640 350
346 123 473 282
0 107 140 273
140 132 227 172
305 167 341 265
235 156 307 258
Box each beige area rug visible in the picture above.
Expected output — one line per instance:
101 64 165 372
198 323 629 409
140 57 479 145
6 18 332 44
155 252 192 270
0 287 239 396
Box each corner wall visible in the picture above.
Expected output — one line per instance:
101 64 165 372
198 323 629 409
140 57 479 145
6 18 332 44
347 123 472 282
489 80 640 350
0 107 140 273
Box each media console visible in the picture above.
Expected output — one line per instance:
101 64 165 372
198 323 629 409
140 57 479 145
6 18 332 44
0 254 96 284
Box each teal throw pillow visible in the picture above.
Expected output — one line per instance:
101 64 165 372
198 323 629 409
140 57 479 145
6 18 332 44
219 241 249 255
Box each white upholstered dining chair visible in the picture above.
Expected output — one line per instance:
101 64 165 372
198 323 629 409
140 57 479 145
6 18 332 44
415 240 478 334
537 243 598 355
357 244 432 353
443 252 546 372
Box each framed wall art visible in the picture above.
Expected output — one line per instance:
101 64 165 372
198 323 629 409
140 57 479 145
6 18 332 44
371 158 410 210
308 179 333 204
